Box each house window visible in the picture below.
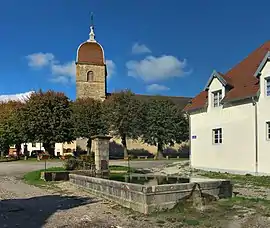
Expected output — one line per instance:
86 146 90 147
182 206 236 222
266 78 270 96
32 142 36 147
212 90 222 107
213 128 222 144
267 122 270 140
87 71 94 82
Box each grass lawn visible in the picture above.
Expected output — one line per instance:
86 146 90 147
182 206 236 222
109 165 136 173
199 170 270 187
0 157 17 163
200 172 270 187
23 167 65 186
129 157 189 161
149 196 270 227
23 165 136 186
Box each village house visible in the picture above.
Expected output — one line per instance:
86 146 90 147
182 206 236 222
184 41 270 175
9 142 75 157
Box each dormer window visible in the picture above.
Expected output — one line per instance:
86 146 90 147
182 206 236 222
266 78 270 96
212 90 222 107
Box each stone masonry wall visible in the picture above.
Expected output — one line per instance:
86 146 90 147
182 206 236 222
75 137 188 156
69 174 232 214
76 64 106 101
92 137 110 173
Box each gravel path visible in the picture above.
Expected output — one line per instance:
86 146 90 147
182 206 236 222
0 161 63 178
1 160 270 227
0 176 163 228
0 159 175 178
0 159 176 228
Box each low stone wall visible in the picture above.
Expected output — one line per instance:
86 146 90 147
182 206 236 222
40 170 97 181
69 174 232 214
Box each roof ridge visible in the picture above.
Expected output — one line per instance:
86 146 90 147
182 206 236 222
184 40 270 112
224 40 270 78
135 93 191 98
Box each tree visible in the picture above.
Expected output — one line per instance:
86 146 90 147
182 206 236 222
104 90 144 159
23 90 74 156
72 98 108 154
0 101 25 157
141 98 189 159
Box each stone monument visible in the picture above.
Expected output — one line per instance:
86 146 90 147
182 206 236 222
91 135 112 176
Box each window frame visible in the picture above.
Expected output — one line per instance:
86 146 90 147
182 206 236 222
212 128 222 144
266 122 270 141
265 78 270 97
212 90 222 107
32 142 36 147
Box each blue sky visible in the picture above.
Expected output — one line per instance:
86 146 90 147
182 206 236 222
1 0 270 101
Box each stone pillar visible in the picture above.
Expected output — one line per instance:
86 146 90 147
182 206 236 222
91 135 112 176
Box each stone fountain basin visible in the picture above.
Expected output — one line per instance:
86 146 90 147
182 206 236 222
69 173 232 214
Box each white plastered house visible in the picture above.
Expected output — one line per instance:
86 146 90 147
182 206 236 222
184 41 270 175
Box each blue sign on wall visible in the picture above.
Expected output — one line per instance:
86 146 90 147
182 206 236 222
192 135 197 139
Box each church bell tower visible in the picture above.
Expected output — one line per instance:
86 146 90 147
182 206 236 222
76 13 107 101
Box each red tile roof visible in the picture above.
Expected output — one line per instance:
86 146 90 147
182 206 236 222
107 93 192 110
77 42 105 65
184 41 270 112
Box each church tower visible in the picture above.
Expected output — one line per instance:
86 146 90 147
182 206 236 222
76 14 107 101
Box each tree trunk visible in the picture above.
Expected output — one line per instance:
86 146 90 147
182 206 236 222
87 138 92 156
121 134 128 159
43 143 55 157
155 142 164 160
15 144 21 160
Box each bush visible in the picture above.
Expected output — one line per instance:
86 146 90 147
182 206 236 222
162 148 179 158
63 158 81 170
178 142 190 158
109 141 124 159
128 148 154 159
80 154 94 163
63 157 94 171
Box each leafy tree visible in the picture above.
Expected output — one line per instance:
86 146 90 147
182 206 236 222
0 101 25 157
141 98 189 159
72 98 108 154
23 90 74 156
104 90 144 159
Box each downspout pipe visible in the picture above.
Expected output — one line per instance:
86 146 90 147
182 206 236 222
252 97 258 175
185 111 191 169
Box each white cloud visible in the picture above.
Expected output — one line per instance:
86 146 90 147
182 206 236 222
26 53 55 68
106 60 116 79
0 91 34 102
26 52 116 84
126 55 188 82
146 84 170 92
132 43 151 55
51 61 76 83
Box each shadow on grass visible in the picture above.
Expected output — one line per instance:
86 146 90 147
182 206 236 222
0 194 97 227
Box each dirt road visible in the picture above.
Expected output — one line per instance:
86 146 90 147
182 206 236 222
0 159 175 178
0 160 174 228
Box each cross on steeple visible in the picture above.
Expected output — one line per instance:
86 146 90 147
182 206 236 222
88 12 96 42
90 12 94 28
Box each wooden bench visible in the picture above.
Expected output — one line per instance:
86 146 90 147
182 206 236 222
137 156 148 160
